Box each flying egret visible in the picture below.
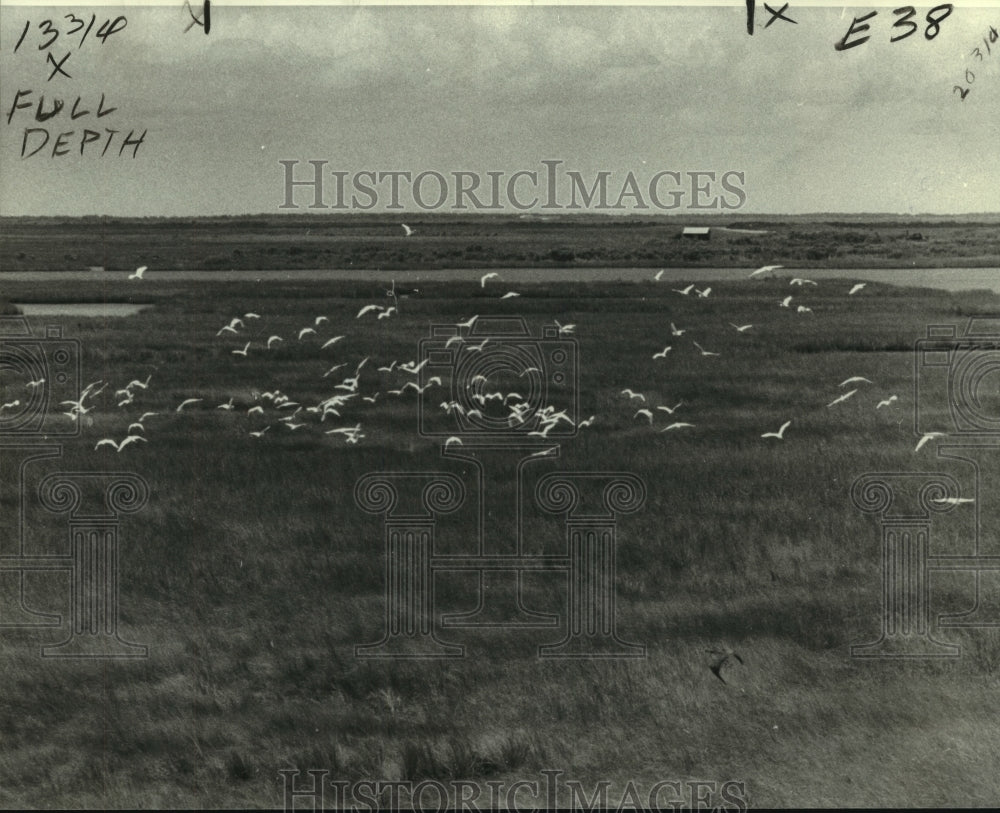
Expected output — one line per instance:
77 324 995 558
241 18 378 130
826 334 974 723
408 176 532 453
635 409 654 424
267 335 283 349
670 322 686 337
128 266 147 280
323 363 348 378
455 315 479 330
95 435 146 452
749 264 782 278
298 327 317 340
915 432 946 452
578 415 596 428
876 395 899 409
554 320 575 335
249 427 270 438
244 312 261 319
840 377 873 387
357 304 384 318
176 398 202 412
500 291 520 299
790 278 817 286
673 284 695 296
849 283 866 295
321 336 344 349
656 402 683 415
693 342 720 357
444 436 463 447
932 497 975 505
761 420 791 439
315 316 329 326
480 272 500 287
826 389 857 407
621 389 646 402
401 223 414 237
661 422 695 432
26 378 45 390
232 342 251 357
730 323 753 333
654 270 664 281
696 287 711 298
779 296 793 308
653 346 672 359
217 398 235 410
796 305 813 314
377 307 397 320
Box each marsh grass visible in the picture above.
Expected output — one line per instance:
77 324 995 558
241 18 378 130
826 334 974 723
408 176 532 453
1 276 1000 807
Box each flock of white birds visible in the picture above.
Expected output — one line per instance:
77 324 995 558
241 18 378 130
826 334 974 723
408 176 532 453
1 263 946 456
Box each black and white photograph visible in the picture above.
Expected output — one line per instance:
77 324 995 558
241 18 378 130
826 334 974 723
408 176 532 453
2 0 1000 808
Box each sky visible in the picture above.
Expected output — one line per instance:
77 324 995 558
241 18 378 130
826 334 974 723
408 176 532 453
1 2 999 216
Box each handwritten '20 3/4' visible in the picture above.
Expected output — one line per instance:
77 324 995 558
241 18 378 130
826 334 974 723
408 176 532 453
954 24 999 101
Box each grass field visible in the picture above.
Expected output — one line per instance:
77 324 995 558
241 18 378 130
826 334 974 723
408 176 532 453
3 213 1000 272
2 273 1000 808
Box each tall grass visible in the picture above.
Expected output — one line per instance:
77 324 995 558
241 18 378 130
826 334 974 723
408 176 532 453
1 276 999 807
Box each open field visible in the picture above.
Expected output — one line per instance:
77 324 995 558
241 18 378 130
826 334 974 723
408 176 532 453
3 213 1000 272
3 274 1000 808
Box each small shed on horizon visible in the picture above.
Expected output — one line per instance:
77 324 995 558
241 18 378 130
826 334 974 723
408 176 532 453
681 227 711 240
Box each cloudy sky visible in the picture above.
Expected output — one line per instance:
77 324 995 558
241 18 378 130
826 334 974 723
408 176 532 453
1 2 998 216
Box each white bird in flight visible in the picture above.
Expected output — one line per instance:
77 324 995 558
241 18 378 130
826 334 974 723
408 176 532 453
634 409 654 424
761 420 791 440
693 342 719 357
848 283 866 295
500 292 520 299
749 264 782 278
128 266 147 280
840 376 872 387
480 272 500 288
826 389 857 407
267 335 283 349
321 336 344 349
232 342 251 357
790 278 817 286
730 323 753 333
621 389 645 402
670 322 686 337
357 304 386 319
915 432 946 452
95 435 146 452
401 223 414 237
654 270 665 281
298 327 317 340
695 287 711 298
779 296 793 308
673 284 695 296
656 402 683 415
554 320 575 335
661 422 695 432
797 305 813 314
876 395 899 409
176 398 202 412
653 346 672 359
